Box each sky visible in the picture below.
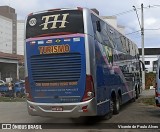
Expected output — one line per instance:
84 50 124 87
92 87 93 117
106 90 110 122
1 0 160 48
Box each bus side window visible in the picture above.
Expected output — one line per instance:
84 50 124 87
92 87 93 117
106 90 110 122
96 21 101 32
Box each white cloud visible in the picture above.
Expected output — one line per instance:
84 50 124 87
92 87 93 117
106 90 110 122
145 18 156 27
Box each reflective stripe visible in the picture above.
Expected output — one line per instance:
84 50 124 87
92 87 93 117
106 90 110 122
122 89 134 96
97 99 110 106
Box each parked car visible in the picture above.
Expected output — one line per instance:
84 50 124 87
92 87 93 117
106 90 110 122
0 81 25 98
14 82 25 97
0 80 5 86
0 83 8 97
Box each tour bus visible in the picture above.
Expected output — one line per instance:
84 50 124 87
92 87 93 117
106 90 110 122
155 56 160 107
25 7 144 118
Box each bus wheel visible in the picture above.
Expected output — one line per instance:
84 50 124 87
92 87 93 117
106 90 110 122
135 88 139 99
113 95 120 114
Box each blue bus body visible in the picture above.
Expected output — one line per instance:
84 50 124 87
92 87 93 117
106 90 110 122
155 56 160 107
25 8 142 118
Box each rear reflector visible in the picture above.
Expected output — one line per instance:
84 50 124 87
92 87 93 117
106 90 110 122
82 105 88 112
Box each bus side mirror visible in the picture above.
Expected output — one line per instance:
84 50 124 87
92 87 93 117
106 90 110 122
96 21 101 32
139 60 145 71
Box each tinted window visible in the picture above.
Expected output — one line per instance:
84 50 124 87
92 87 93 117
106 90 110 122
145 61 150 65
26 10 84 39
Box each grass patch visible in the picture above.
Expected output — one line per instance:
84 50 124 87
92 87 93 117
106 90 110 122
0 96 26 102
138 96 155 106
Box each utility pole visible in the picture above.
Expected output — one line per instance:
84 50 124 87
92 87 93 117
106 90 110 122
133 4 145 90
141 3 145 90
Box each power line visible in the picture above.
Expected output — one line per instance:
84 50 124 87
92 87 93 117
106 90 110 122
125 30 141 36
113 9 133 16
124 28 160 37
144 28 160 31
113 4 160 16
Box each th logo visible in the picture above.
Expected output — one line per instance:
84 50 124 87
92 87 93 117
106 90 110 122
40 13 69 30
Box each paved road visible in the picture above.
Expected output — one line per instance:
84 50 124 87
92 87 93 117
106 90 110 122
0 89 159 132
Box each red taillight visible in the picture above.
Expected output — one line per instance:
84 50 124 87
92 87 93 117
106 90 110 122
82 75 95 102
25 77 33 101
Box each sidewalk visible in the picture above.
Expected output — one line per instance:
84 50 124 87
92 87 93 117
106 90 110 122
140 89 155 97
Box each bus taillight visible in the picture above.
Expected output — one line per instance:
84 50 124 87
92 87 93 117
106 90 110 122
82 75 95 102
25 77 33 101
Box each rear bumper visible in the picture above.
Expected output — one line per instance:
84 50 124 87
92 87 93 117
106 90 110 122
27 98 97 118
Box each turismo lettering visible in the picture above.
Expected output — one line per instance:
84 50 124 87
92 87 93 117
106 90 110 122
39 44 70 54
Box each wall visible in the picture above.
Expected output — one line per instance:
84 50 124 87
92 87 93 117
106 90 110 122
0 62 17 82
0 6 17 54
102 16 125 35
140 55 158 72
0 15 12 53
17 20 25 55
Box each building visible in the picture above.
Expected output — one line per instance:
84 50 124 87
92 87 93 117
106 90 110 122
17 20 25 55
102 16 125 35
139 48 160 72
0 6 24 81
0 15 12 53
0 6 17 54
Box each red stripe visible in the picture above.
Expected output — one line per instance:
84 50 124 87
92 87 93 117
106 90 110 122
26 33 85 42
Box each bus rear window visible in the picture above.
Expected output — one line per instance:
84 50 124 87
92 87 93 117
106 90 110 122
26 10 84 39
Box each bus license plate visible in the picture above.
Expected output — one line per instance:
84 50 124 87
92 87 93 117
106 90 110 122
52 106 63 111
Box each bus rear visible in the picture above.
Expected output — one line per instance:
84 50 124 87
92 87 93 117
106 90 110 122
25 8 96 117
155 56 160 107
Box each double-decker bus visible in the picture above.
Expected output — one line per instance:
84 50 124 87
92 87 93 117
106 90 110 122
25 7 144 118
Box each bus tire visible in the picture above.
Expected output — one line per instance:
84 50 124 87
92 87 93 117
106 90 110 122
135 88 139 99
113 95 120 114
